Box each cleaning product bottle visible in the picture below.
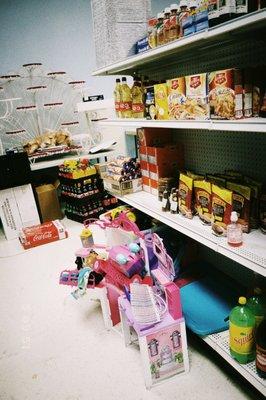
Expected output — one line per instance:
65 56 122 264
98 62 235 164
229 296 256 364
120 77 132 118
247 287 266 330
169 3 180 41
114 78 121 118
255 318 266 378
227 211 243 247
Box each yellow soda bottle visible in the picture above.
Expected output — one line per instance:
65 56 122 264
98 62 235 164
132 76 144 118
229 296 256 364
114 78 121 118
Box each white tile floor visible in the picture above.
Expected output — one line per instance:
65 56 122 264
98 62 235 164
0 219 262 400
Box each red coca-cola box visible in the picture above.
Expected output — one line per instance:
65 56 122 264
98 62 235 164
19 220 68 249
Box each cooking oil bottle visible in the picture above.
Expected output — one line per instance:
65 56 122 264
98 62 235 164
114 78 121 118
120 77 132 118
131 76 144 118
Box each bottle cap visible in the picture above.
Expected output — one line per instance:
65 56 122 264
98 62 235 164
230 211 238 223
170 4 179 11
179 0 188 7
239 296 247 305
164 7 171 14
157 12 164 19
189 0 197 8
122 77 127 82
115 78 120 83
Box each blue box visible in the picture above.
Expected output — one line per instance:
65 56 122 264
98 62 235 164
182 15 194 29
196 20 209 32
195 10 208 23
183 25 196 36
136 37 149 54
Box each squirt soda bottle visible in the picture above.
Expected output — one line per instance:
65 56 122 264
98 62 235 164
120 77 132 118
229 296 256 364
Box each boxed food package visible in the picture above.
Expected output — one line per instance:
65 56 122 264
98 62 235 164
146 144 184 170
154 83 169 120
194 179 212 224
209 69 236 119
35 181 62 223
185 73 209 119
91 0 151 69
94 162 108 178
140 160 149 177
226 181 251 233
103 177 142 196
211 184 233 236
206 174 226 188
137 128 173 146
142 176 150 193
139 145 148 161
178 173 194 219
0 184 40 240
167 77 186 120
148 162 179 181
243 176 262 229
19 220 68 250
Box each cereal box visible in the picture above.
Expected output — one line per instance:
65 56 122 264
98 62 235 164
167 77 186 120
154 83 169 120
185 73 209 119
211 184 233 236
209 69 235 119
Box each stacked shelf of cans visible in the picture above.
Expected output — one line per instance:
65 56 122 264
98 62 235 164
58 158 117 223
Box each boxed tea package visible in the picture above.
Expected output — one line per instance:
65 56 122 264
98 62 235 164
178 173 194 219
211 184 233 236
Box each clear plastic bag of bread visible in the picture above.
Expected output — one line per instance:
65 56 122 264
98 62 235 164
23 129 72 154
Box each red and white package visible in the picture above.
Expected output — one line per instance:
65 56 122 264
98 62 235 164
19 220 68 249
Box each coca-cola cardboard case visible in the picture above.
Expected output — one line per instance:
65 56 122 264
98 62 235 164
19 220 68 249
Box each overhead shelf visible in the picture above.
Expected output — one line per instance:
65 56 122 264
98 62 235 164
116 191 266 277
92 10 266 76
94 118 266 133
203 331 265 396
30 150 114 171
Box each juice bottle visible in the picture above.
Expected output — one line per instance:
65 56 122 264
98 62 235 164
255 318 266 378
227 211 243 247
131 76 144 118
163 7 171 43
156 13 165 46
169 3 180 41
114 78 121 118
247 287 266 330
208 0 219 27
120 77 132 118
229 296 256 364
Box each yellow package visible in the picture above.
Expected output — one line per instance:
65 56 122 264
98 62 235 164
211 184 233 236
178 173 193 219
194 180 212 224
167 77 186 120
154 83 169 120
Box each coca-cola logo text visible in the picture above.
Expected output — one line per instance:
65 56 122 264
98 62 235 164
33 231 53 241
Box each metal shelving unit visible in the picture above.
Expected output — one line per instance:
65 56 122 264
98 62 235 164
92 10 266 395
94 118 266 133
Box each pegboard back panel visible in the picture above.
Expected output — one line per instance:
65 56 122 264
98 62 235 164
134 35 266 81
173 129 266 184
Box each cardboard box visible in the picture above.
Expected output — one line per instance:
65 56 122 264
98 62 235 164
142 176 150 193
0 184 40 240
148 162 179 181
137 128 173 147
140 160 149 177
103 178 142 196
146 144 184 170
35 181 62 223
94 162 108 178
139 145 148 161
150 179 159 197
19 220 68 249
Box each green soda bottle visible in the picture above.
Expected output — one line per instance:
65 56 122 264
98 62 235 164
247 288 266 330
229 296 256 364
